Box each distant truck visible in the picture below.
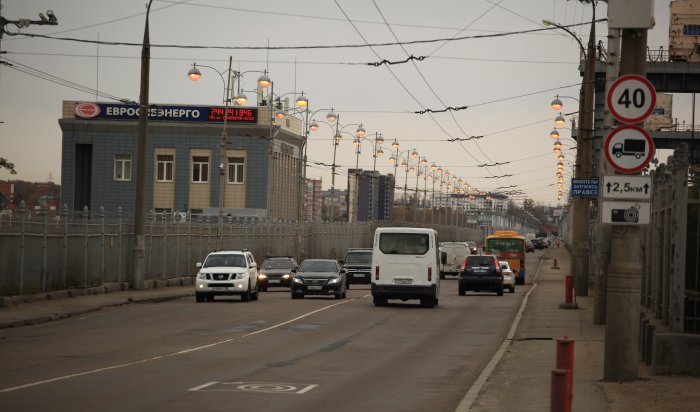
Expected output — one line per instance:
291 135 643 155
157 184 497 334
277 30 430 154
439 242 470 279
612 139 646 159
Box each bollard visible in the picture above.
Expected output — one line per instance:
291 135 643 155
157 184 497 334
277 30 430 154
559 274 578 309
556 336 575 409
550 369 571 412
551 258 560 269
565 275 573 304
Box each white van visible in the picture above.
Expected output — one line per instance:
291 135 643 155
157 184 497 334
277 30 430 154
371 227 440 307
439 241 469 278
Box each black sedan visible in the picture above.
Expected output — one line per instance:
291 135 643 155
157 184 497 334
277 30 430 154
291 259 347 299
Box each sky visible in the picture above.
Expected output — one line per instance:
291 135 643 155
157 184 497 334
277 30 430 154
0 0 684 207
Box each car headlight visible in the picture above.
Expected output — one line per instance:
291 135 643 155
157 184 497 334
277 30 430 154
197 273 206 280
258 273 268 279
293 277 304 284
281 273 291 279
235 273 247 280
327 277 341 284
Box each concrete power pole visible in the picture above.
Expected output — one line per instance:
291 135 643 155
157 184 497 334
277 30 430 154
603 27 648 382
593 28 621 325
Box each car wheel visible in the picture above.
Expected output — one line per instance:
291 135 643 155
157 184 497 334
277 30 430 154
440 273 445 279
252 288 259 301
241 283 252 302
205 294 215 302
458 285 466 296
497 286 504 296
373 296 388 306
420 297 438 307
346 283 350 290
510 285 515 293
195 293 205 302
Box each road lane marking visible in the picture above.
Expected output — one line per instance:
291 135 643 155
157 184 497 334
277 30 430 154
455 254 544 412
0 299 354 393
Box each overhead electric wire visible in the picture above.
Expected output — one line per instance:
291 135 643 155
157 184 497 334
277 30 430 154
6 20 605 51
1 57 133 103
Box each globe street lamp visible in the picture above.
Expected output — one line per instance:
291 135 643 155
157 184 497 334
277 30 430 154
187 57 271 221
310 115 365 221
543 3 596 296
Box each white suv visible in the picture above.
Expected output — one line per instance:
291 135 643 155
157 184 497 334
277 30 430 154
195 250 260 302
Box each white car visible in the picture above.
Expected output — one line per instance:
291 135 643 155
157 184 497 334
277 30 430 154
499 261 516 294
195 250 260 302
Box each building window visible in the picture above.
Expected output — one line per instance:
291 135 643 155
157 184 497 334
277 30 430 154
114 154 132 181
156 154 174 182
192 156 209 183
683 24 700 36
228 156 245 184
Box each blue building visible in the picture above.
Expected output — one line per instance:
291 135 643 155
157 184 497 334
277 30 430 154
59 101 304 220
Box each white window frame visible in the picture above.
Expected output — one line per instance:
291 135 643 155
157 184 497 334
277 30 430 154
192 156 209 183
114 154 132 181
227 156 245 184
156 154 174 182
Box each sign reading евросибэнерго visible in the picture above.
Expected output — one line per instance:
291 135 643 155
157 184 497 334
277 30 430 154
571 178 600 198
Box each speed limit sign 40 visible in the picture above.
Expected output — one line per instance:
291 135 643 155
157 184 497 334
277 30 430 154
606 74 656 124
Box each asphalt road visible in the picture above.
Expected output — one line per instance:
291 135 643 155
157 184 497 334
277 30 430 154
0 254 540 412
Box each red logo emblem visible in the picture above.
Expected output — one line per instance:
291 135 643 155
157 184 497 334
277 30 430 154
74 102 101 118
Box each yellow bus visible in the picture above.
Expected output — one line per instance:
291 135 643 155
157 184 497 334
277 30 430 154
484 230 526 285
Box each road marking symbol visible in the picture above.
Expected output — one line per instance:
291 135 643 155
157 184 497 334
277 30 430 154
189 381 318 394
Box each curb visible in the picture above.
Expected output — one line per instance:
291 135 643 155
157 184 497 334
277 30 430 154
0 292 193 329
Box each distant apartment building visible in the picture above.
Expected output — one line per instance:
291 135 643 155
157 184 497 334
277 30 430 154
321 188 347 221
304 178 323 222
347 169 395 222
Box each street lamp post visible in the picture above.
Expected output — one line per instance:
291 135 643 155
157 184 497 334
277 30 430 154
543 3 596 296
187 58 270 222
310 113 365 221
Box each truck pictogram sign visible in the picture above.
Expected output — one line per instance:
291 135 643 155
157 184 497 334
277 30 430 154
604 125 654 174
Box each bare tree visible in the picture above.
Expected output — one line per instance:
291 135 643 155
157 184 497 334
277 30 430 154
0 157 17 174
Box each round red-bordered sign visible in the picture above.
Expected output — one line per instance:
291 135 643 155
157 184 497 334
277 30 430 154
606 75 656 124
604 125 655 174
74 102 101 118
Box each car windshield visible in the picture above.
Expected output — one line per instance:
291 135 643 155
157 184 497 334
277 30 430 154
378 233 430 255
204 254 246 268
499 261 511 270
262 259 293 269
300 260 338 272
466 256 495 268
345 251 372 264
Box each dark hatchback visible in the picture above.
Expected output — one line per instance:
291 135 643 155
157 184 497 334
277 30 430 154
292 259 347 299
341 248 372 288
257 256 298 291
458 255 504 296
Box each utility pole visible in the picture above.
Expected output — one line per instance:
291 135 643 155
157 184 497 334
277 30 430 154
572 1 596 297
603 1 654 381
593 26 621 325
133 0 153 291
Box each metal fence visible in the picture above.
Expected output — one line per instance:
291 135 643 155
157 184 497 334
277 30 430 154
0 205 483 298
641 144 700 334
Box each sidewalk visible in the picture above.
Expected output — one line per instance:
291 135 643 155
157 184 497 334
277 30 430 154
463 246 608 411
0 284 193 329
464 246 699 412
